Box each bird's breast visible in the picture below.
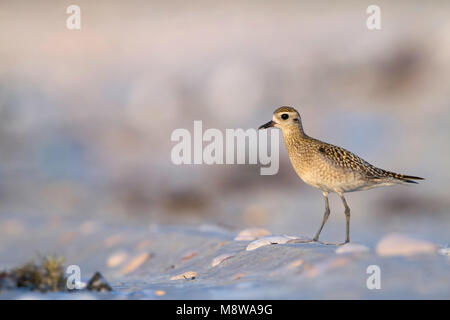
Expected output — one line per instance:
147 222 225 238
287 148 363 192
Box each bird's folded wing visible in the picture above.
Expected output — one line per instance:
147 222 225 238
317 144 386 179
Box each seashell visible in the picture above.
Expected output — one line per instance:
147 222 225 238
211 253 235 267
170 271 197 280
246 235 299 251
106 251 128 268
120 252 152 275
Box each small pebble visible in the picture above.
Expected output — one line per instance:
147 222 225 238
211 253 235 267
376 234 436 257
235 228 271 241
87 272 112 292
170 271 197 280
120 252 152 275
246 235 299 251
336 243 370 255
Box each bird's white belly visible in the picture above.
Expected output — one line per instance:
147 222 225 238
293 164 369 193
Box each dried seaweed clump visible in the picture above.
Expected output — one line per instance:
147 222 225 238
0 255 112 293
2 255 67 292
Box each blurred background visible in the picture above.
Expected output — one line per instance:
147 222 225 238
0 0 449 258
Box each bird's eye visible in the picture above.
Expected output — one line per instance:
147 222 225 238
281 113 289 120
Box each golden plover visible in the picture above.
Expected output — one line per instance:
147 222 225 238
259 106 423 244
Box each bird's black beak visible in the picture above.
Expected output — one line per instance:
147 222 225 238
258 120 275 130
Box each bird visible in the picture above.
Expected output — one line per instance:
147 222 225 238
258 106 423 245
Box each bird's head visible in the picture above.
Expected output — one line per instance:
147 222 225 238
258 106 302 131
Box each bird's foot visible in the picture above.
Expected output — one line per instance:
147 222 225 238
288 237 314 244
314 239 349 246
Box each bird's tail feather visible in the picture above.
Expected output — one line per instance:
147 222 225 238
386 172 424 184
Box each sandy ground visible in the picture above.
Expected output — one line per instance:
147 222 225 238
0 212 448 300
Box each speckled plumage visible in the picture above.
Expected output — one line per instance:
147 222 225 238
273 107 423 193
283 130 422 193
259 106 423 244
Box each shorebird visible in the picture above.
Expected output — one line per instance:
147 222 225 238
259 106 423 244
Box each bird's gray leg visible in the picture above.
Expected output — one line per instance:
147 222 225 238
338 193 351 244
313 192 330 241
